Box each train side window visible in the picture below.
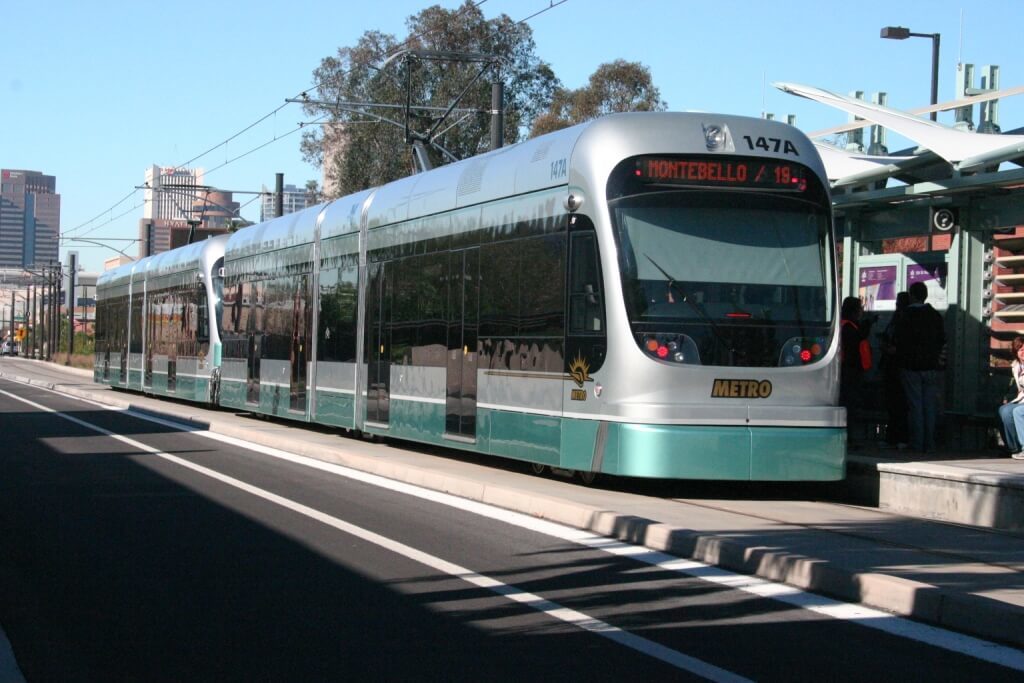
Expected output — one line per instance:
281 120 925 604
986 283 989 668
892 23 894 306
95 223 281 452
569 222 605 335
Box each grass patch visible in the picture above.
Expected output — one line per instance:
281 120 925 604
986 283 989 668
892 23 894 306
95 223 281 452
50 353 94 370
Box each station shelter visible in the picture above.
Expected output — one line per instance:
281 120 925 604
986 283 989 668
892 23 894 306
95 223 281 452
835 154 1024 450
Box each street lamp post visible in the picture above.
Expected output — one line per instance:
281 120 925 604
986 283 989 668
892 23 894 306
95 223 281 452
881 26 941 121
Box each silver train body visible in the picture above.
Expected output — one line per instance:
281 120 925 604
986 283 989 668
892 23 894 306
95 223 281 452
96 112 843 480
96 235 227 402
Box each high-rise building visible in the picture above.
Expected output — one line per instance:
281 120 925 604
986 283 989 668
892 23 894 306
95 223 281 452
138 165 235 257
143 165 204 222
260 183 312 222
0 169 60 269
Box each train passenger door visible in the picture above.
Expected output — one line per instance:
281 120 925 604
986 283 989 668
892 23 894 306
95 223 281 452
290 275 308 413
446 248 479 439
167 291 178 393
365 262 390 425
246 334 261 404
119 294 129 382
143 291 153 390
246 282 262 405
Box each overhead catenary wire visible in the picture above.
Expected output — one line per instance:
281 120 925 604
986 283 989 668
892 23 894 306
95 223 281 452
66 0 569 246
62 1 489 240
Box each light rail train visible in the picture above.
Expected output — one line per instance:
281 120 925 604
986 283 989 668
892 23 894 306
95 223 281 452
96 112 844 481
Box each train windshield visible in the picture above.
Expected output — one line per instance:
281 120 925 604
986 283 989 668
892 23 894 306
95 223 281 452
608 158 835 368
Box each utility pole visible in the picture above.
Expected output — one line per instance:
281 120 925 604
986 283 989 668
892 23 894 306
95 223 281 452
490 82 504 150
26 282 32 357
51 264 60 359
275 173 284 218
67 252 77 360
292 49 501 174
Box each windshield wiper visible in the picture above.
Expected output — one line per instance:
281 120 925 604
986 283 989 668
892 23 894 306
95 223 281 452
644 254 735 356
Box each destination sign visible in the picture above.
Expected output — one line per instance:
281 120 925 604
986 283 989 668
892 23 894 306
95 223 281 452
634 157 808 191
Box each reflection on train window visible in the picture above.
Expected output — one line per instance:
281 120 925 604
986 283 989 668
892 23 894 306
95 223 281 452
611 190 833 368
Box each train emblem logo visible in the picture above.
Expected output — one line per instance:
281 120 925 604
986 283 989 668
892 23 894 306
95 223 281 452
568 352 591 401
710 379 773 399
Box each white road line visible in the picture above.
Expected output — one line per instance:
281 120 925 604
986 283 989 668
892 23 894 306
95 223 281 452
0 388 748 682
9 380 1024 671
125 400 1024 671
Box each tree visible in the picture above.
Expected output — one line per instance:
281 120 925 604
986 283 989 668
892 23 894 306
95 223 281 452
530 59 667 137
304 179 323 205
301 2 559 198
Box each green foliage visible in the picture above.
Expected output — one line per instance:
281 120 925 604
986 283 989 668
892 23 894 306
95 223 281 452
304 179 323 205
55 326 94 355
300 1 559 198
530 59 667 137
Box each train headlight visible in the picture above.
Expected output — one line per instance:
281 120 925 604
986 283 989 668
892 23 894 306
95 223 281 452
700 122 733 150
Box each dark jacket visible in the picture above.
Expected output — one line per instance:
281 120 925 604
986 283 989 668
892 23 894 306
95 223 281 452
895 303 945 371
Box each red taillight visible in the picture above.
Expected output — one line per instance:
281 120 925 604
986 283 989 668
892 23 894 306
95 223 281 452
800 349 812 362
657 345 669 359
726 312 751 318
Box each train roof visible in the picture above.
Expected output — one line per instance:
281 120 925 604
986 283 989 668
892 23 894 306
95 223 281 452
357 111 824 229
362 120 584 228
568 111 826 184
146 234 228 280
224 202 328 260
96 234 228 290
96 259 138 290
319 188 376 240
220 111 825 253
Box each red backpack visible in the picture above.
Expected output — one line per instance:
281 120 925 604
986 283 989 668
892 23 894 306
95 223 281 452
841 320 872 371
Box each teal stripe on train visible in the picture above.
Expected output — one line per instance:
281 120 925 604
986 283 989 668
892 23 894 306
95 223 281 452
315 392 356 429
361 398 845 481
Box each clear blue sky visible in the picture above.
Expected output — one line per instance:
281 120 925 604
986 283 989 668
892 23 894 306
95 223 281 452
4 0 1023 273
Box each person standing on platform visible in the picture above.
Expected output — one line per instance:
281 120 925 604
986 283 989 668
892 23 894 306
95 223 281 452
879 292 910 449
840 296 873 446
895 281 945 453
998 336 1024 459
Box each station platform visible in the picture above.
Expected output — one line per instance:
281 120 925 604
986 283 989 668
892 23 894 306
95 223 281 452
845 445 1024 532
1 357 1023 649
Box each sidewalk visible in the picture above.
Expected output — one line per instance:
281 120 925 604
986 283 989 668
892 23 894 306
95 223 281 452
3 358 1023 649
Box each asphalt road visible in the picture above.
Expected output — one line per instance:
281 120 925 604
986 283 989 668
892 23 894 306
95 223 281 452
0 378 1020 681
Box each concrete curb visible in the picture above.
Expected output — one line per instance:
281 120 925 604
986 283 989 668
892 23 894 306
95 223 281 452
879 461 1024 489
4 371 1022 649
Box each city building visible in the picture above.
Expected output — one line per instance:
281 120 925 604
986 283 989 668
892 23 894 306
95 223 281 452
138 166 236 257
260 183 311 222
0 169 60 269
143 165 204 222
69 271 97 334
103 255 134 271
